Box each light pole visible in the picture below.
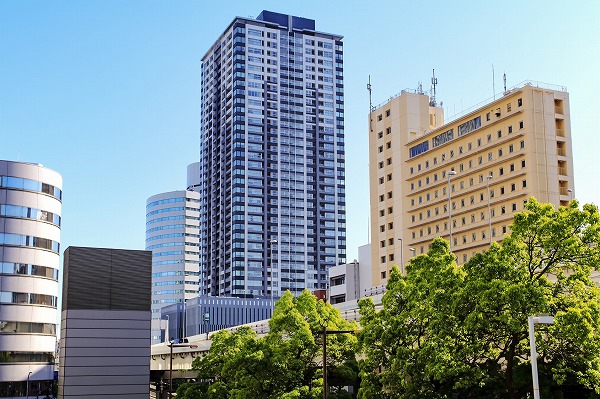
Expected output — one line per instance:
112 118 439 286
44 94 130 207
26 371 31 398
397 238 404 274
168 341 198 399
486 175 493 244
269 238 278 316
528 315 554 399
408 247 416 257
163 315 170 343
447 170 457 251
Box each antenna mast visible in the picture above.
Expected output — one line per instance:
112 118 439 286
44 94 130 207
503 72 507 93
430 69 437 107
367 76 373 132
492 64 496 100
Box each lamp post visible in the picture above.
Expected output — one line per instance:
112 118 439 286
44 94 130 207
447 171 457 251
319 319 357 399
269 238 278 316
168 341 199 399
163 315 170 343
486 175 493 244
408 247 416 257
397 238 404 274
26 371 31 398
528 315 554 399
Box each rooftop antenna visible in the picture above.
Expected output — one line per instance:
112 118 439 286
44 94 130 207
417 81 423 95
367 75 373 132
503 72 507 93
430 69 438 107
492 64 496 100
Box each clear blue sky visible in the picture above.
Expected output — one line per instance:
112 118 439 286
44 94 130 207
1 0 599 262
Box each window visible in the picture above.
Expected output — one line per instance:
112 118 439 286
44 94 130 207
386 127 391 135
470 178 474 186
380 240 385 248
379 194 384 202
488 152 493 161
386 109 391 117
498 149 503 157
499 167 504 176
520 140 525 149
380 225 385 232
378 146 383 153
379 210 384 217
511 183 516 191
486 112 491 121
433 157 437 165
442 154 446 161
501 206 506 214
507 103 512 112
389 254 394 261
463 236 467 244
387 174 392 181
386 141 391 149
410 167 414 174
388 207 393 214
450 150 454 158
378 131 383 138
388 222 394 230
387 191 393 199
487 134 492 143
378 114 382 121
521 160 526 168
497 130 502 138
379 177 384 184
387 158 392 165
510 164 515 172
379 161 384 169
503 225 507 234
459 146 463 154
522 179 527 188
389 238 394 245
519 121 524 129
418 164 421 171
518 98 522 107
512 203 517 211
478 156 483 165
500 186 505 195
509 144 514 153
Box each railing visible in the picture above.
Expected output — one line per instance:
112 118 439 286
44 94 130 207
556 129 565 137
558 167 568 176
557 148 566 156
555 106 564 114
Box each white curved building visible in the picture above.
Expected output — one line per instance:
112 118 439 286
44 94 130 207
0 160 62 398
146 189 200 344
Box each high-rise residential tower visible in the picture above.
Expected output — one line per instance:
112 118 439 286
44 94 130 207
368 82 573 287
0 160 62 398
199 11 346 298
146 188 200 344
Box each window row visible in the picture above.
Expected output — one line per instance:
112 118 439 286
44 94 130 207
0 292 57 307
0 176 62 200
0 321 56 335
0 233 59 253
0 204 61 227
0 262 59 280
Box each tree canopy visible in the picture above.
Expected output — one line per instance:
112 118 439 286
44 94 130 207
177 289 359 399
358 199 600 399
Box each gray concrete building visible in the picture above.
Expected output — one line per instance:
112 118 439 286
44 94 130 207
58 247 151 399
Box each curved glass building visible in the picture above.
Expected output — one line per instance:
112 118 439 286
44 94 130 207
0 160 62 398
146 189 200 344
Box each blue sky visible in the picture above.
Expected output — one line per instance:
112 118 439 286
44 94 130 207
1 0 599 261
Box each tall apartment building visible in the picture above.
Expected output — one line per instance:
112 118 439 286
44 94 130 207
0 160 62 398
146 188 200 344
369 82 573 287
199 11 346 298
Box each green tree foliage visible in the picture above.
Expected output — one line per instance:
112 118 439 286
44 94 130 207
358 199 600 399
177 289 358 399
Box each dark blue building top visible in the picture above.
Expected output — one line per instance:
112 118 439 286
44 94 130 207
257 10 316 30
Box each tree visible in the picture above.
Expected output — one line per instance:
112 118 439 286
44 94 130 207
178 289 359 399
358 199 600 399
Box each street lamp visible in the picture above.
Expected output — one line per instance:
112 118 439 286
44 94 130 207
168 341 199 399
163 315 170 343
528 315 554 399
447 170 457 251
269 238 278 316
408 247 416 257
397 238 404 274
26 371 31 398
486 175 493 244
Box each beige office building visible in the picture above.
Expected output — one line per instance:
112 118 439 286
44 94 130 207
369 82 573 287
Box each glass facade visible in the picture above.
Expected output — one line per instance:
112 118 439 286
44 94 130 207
199 12 346 299
0 161 62 397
